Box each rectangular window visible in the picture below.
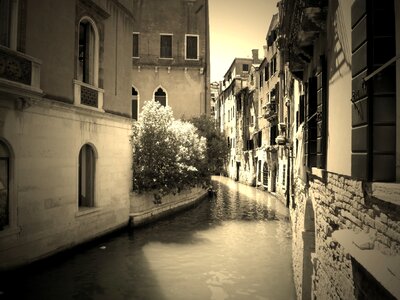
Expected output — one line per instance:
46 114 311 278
185 34 198 60
270 56 277 75
299 95 305 124
270 124 277 145
0 0 11 47
160 34 172 58
243 64 249 72
132 33 139 58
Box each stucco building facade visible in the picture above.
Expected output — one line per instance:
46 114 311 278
280 0 400 298
0 0 134 269
131 0 210 119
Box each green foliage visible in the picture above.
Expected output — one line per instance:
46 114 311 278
190 115 229 176
131 101 207 195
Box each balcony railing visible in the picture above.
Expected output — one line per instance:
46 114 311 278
0 45 42 95
74 80 104 111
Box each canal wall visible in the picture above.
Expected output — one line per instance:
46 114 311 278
129 187 209 227
291 171 400 299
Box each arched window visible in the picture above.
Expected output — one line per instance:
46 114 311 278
78 17 99 86
0 141 10 229
154 87 167 107
78 144 96 208
132 87 139 120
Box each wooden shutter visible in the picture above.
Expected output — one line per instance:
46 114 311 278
351 0 396 181
316 56 327 169
305 77 317 168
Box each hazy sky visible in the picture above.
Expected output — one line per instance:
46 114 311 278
209 0 279 82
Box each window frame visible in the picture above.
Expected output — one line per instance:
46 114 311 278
132 86 139 120
77 16 99 87
0 0 19 50
132 32 139 58
153 86 167 106
159 33 173 59
185 34 199 60
78 143 97 210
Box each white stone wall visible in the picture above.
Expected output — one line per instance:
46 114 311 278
0 98 132 269
291 172 400 299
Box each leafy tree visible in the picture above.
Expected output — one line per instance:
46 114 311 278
131 101 207 196
190 115 229 176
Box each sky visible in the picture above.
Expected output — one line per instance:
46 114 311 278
209 0 279 83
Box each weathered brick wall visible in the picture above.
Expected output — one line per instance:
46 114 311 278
291 172 400 299
291 179 307 299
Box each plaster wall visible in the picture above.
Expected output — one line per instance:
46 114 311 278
25 0 133 116
325 0 352 176
132 67 206 118
0 98 132 270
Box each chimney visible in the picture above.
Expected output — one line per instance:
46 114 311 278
252 49 259 63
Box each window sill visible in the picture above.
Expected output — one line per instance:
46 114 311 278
0 226 21 239
159 57 173 60
75 207 101 217
185 58 199 61
371 182 400 206
308 167 327 181
332 229 400 299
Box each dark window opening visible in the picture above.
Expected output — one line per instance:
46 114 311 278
270 124 278 145
0 0 11 47
243 64 249 72
132 33 139 57
155 87 167 106
160 35 172 58
186 35 198 59
79 144 95 208
132 87 138 120
78 20 96 85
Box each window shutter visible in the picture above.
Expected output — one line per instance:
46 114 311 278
316 56 327 169
305 77 317 168
351 0 396 181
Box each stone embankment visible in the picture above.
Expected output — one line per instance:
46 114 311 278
129 187 209 227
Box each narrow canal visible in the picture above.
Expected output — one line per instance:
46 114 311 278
2 176 295 300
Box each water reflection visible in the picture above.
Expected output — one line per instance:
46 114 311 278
1 176 295 300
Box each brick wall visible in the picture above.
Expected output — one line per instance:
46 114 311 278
291 172 400 299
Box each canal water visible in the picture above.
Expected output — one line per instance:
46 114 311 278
2 176 295 300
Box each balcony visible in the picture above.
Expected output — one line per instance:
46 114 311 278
73 80 104 112
0 45 42 97
263 102 277 121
